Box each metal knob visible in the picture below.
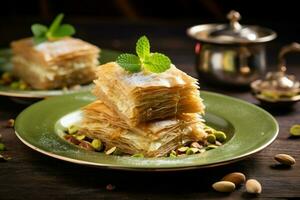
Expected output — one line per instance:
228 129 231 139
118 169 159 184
227 10 242 31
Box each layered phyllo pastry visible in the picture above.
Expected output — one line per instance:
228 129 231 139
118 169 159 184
11 38 99 89
93 62 204 126
80 100 206 157
10 13 100 90
63 36 227 158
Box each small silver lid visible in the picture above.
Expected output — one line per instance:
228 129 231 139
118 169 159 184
187 10 277 44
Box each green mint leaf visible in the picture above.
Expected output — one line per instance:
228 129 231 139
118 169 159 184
33 36 47 44
143 53 171 73
136 35 150 60
31 24 48 37
51 24 75 38
116 54 141 73
47 13 64 38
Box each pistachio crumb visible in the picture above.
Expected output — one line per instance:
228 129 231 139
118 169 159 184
91 139 103 151
290 124 300 136
207 134 216 144
177 146 189 153
67 125 79 134
106 147 117 155
0 143 6 151
131 153 144 158
6 119 14 128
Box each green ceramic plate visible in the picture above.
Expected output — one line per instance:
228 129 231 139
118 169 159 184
0 48 120 98
14 91 278 171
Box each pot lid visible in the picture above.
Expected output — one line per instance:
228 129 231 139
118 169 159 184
187 10 277 44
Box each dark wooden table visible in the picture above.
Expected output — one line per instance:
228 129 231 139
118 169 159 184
0 21 299 200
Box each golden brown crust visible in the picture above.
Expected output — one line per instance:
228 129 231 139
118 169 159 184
93 62 205 126
10 37 100 89
80 100 207 157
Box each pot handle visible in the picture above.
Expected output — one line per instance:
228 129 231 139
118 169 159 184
278 42 300 72
227 10 242 31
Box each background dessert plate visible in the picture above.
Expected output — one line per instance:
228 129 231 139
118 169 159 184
0 48 120 98
14 91 279 171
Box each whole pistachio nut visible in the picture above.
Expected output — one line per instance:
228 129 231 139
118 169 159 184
207 134 216 144
186 147 199 155
212 181 235 193
274 154 296 166
206 144 218 150
246 179 262 194
214 131 227 143
221 172 246 186
91 139 103 151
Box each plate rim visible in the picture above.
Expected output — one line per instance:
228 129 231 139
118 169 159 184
14 91 279 171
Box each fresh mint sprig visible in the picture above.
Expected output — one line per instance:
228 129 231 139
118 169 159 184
31 13 75 44
116 36 171 73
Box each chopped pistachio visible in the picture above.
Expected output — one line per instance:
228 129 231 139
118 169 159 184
199 149 206 153
186 147 199 155
1 72 13 84
0 143 5 151
214 131 227 142
204 126 215 134
170 150 177 155
131 153 144 158
169 150 177 158
75 134 85 140
64 135 81 145
78 141 93 151
106 147 117 155
177 146 189 153
113 148 123 155
290 124 300 136
91 139 103 151
169 153 177 158
207 134 216 144
206 144 219 150
67 125 79 134
190 142 203 149
215 141 222 146
19 81 28 90
10 81 20 89
6 119 14 128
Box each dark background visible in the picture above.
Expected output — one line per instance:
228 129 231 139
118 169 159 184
1 1 300 199
1 0 300 46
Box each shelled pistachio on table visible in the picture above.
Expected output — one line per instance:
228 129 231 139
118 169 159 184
274 154 296 166
63 124 227 157
212 172 262 194
290 124 300 136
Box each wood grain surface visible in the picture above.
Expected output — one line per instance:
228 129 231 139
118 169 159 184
0 21 299 200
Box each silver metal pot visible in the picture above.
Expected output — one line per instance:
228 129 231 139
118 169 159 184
187 10 277 86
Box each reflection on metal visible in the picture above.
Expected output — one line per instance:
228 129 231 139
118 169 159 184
187 10 276 86
251 43 300 107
